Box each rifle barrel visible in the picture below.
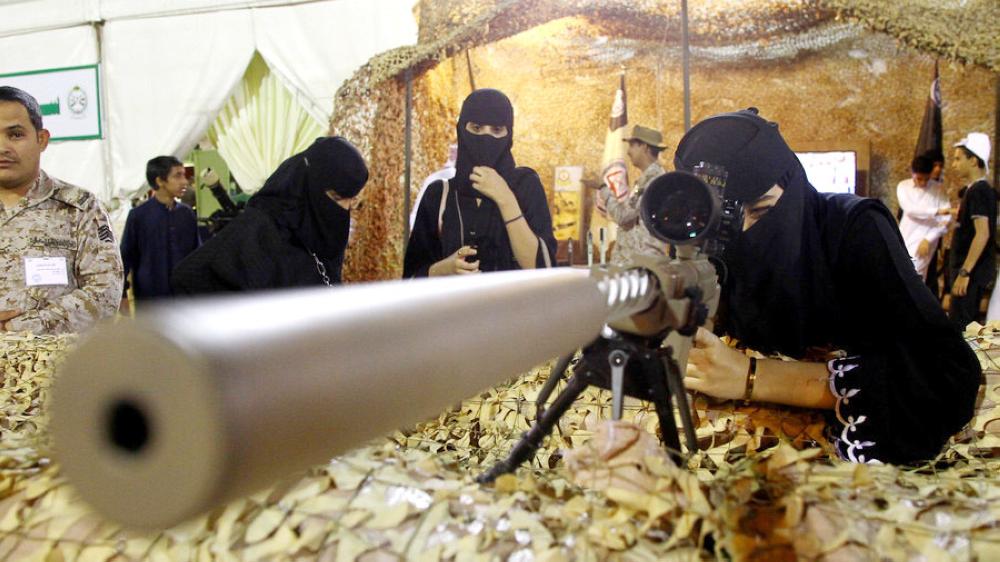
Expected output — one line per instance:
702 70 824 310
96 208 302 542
51 267 656 528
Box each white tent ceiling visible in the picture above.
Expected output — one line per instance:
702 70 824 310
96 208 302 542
0 0 362 37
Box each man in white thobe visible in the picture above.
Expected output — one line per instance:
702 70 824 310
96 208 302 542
897 154 953 280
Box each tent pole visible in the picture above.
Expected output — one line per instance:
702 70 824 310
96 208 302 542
465 50 477 91
95 21 115 203
681 0 691 132
994 74 999 188
404 69 413 246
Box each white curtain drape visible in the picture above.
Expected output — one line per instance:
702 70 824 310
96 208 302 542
208 53 323 192
0 26 110 202
102 10 256 197
254 0 418 124
0 25 97 72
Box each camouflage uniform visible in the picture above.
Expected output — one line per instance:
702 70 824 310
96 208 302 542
0 170 123 334
599 161 668 266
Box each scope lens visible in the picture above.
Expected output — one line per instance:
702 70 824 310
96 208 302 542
640 172 719 244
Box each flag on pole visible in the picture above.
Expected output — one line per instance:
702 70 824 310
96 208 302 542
600 73 629 209
914 60 946 298
591 73 629 242
913 60 942 160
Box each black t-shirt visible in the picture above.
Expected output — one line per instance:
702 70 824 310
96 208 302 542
950 179 996 283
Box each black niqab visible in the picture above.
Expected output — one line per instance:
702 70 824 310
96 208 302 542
454 88 516 186
248 137 368 265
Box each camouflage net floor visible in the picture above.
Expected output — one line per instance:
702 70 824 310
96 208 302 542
2 328 1000 561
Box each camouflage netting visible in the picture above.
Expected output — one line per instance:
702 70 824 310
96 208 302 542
410 0 999 72
822 0 1000 71
2 327 1000 559
333 0 998 282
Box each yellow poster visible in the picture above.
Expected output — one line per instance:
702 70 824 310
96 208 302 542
553 166 582 241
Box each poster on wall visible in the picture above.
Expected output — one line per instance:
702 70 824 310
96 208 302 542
0 65 102 141
553 165 583 241
795 151 856 194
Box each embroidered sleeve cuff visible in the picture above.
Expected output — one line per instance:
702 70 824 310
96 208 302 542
827 356 883 464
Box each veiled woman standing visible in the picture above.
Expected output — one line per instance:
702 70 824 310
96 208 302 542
404 89 556 277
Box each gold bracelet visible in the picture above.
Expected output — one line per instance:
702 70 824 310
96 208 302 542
743 357 757 401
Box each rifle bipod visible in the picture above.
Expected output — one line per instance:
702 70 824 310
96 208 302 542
477 333 699 483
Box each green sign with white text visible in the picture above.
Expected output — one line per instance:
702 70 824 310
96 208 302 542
0 65 102 141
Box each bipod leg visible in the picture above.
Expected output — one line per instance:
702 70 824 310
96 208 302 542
477 372 590 483
660 349 699 455
640 351 684 465
536 353 574 419
608 349 629 420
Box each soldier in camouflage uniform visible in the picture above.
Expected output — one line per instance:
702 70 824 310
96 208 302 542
0 86 122 334
596 124 669 266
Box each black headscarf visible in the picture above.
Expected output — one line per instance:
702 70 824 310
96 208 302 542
453 89 516 188
248 137 368 264
674 110 843 356
444 89 520 271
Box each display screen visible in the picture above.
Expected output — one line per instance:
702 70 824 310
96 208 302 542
795 151 856 194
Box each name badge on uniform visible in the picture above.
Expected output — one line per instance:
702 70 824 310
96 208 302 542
24 257 69 286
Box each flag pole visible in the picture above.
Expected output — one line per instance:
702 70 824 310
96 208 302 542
403 69 413 246
994 74 999 187
681 0 691 132
465 49 477 91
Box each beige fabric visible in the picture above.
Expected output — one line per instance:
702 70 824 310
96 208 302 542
563 419 670 494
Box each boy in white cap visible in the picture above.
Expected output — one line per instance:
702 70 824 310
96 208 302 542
949 132 994 329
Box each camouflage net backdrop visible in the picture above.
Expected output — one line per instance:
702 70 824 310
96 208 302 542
821 0 1000 71
332 0 997 282
411 0 998 71
1 325 999 560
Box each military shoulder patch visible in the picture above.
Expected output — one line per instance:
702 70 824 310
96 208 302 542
97 225 114 243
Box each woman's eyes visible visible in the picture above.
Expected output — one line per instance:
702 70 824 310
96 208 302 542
467 123 507 137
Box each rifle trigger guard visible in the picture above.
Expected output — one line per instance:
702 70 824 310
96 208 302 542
677 286 707 337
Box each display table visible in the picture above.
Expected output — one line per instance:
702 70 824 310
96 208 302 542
1 329 998 560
